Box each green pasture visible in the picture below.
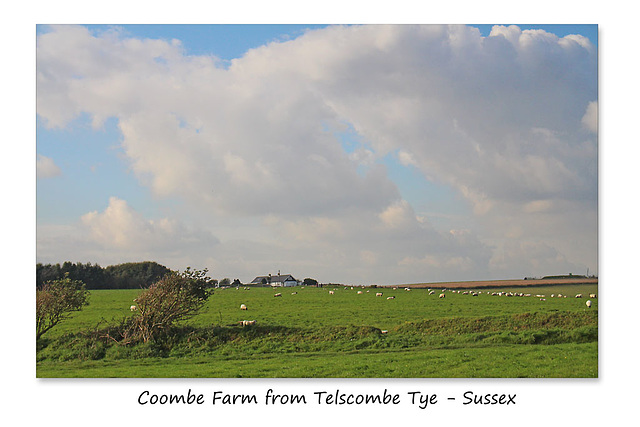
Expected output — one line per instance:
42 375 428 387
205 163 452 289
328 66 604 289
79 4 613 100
36 284 598 378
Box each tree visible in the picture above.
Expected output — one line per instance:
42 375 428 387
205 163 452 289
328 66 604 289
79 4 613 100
125 268 213 343
36 274 89 340
105 261 172 289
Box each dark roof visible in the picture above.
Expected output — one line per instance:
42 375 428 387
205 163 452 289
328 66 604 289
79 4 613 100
250 274 297 284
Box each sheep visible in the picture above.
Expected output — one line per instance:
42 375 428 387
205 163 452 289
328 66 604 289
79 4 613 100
575 294 583 298
376 292 383 297
386 296 395 300
241 320 256 326
240 304 247 310
381 330 388 334
439 293 445 298
429 291 435 295
291 292 297 295
274 293 282 297
586 300 592 308
130 305 137 311
589 293 597 298
357 291 363 294
329 290 335 295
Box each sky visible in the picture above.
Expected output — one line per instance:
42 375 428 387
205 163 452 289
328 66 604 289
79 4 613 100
35 24 598 285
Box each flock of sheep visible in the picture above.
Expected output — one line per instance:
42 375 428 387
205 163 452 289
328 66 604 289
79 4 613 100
236 286 597 312
238 286 596 327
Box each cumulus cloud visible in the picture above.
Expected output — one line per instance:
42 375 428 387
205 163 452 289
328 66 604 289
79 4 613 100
37 196 219 271
36 24 597 283
80 196 218 252
36 154 61 179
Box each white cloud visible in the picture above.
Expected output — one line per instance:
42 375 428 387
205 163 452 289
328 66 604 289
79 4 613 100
36 25 598 283
36 154 61 179
582 101 598 133
80 196 218 252
397 150 418 167
379 199 415 229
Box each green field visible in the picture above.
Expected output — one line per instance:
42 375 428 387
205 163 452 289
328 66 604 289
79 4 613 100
36 284 598 378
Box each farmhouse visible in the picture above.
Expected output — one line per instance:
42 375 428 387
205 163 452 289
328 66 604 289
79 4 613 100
250 273 300 287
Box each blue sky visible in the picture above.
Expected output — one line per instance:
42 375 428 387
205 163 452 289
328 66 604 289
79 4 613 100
36 24 598 284
39 24 597 60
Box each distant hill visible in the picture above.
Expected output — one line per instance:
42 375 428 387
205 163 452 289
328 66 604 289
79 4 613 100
398 277 598 289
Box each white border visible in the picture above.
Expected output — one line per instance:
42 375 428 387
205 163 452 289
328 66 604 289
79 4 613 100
6 1 637 425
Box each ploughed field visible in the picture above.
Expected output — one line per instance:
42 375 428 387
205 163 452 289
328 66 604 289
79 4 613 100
36 282 598 378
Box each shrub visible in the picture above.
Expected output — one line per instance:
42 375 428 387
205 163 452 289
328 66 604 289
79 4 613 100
118 268 213 344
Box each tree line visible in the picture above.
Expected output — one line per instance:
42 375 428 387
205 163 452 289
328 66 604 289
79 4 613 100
36 261 173 290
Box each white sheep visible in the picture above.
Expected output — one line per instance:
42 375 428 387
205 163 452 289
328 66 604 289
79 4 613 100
130 305 137 311
386 296 395 300
241 320 256 326
376 292 383 297
589 293 597 298
240 304 247 310
274 293 282 297
329 290 335 295
576 294 583 298
586 300 592 308
439 293 445 298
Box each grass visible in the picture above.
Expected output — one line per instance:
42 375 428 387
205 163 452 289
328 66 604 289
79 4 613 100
36 343 597 378
36 284 598 378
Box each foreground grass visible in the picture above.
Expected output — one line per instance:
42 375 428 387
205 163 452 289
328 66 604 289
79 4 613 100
36 342 597 378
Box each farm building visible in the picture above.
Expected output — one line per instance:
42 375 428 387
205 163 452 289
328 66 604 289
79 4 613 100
250 273 300 287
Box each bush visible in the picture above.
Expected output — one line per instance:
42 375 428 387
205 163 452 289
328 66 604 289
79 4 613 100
118 268 213 344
